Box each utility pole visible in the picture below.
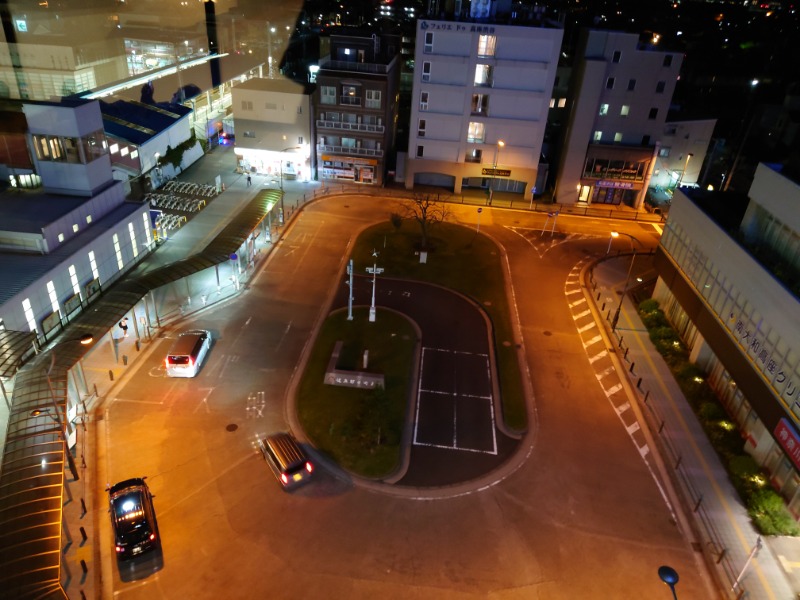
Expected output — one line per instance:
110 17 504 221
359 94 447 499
365 250 384 323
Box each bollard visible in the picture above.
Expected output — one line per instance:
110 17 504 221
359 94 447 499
601 302 605 312
80 559 88 574
79 527 88 542
135 340 140 352
108 370 114 381
618 335 624 348
637 377 642 389
596 291 601 301
123 355 128 366
81 498 87 516
644 390 649 403
81 454 86 468
629 361 635 373
624 347 629 360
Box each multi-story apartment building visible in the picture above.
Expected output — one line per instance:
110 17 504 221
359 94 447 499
404 18 562 199
554 30 701 207
654 163 800 515
313 30 401 186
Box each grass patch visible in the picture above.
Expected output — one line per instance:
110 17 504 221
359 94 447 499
351 219 527 429
296 307 417 479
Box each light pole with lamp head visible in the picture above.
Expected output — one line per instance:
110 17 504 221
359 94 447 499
609 231 643 331
488 140 504 206
658 565 679 599
675 152 693 191
41 332 95 481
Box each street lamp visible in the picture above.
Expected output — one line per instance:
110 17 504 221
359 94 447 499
365 249 384 323
676 152 693 190
488 140 504 206
658 565 679 599
609 231 643 331
607 230 619 254
279 146 302 225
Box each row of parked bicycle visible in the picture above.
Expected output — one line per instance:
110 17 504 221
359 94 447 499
163 180 217 197
155 213 187 233
146 192 207 213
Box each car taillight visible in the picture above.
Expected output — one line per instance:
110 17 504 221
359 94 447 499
305 462 313 473
280 473 289 484
115 546 123 553
149 533 156 541
165 358 170 368
188 357 194 367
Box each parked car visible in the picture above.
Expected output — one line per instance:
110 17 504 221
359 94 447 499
258 432 313 490
108 477 160 559
165 329 212 377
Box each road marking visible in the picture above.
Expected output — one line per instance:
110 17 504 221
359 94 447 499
111 397 164 405
245 391 266 419
595 366 615 380
604 383 623 396
588 349 608 363
569 298 586 308
615 401 631 415
583 334 602 348
577 322 596 333
275 321 292 353
626 421 640 435
193 387 215 413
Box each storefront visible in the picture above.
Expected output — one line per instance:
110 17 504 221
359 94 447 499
321 155 379 185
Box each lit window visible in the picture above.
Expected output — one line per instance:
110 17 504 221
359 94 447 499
113 233 123 270
88 251 99 280
58 233 64 243
69 265 81 296
614 132 623 142
131 150 139 159
73 224 79 233
110 143 119 154
477 35 496 57
474 64 493 87
86 215 92 223
620 105 630 117
593 131 602 142
142 213 152 247
129 223 138 258
599 104 609 116
121 147 129 157
549 98 555 108
22 298 36 332
557 98 566 108
46 281 60 315
467 122 485 143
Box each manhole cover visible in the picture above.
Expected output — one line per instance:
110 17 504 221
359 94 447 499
226 423 238 432
543 330 552 336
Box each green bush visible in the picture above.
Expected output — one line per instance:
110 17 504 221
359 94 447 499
637 298 800 536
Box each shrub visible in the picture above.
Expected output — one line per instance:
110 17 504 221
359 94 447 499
748 489 800 536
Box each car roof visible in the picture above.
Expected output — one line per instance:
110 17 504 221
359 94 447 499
108 477 147 496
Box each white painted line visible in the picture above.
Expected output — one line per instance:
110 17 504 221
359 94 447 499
638 444 650 458
588 349 608 364
626 421 641 435
583 335 602 348
573 309 591 319
615 401 631 415
111 397 163 405
413 439 498 455
595 366 615 380
577 322 596 333
569 298 587 308
604 383 623 396
565 288 583 296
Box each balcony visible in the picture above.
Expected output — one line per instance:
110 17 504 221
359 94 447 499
317 144 384 158
319 57 396 75
340 95 362 106
316 120 385 134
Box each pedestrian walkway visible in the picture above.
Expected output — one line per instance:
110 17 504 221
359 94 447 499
587 254 800 599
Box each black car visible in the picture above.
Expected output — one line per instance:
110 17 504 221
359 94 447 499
108 477 160 559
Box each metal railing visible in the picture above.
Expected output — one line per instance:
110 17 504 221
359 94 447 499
316 120 385 134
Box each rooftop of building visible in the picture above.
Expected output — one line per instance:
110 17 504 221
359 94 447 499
0 196 145 309
99 98 192 145
0 188 89 234
232 77 316 95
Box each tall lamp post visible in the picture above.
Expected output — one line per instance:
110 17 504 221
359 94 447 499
724 78 759 192
365 249 384 323
488 140 504 206
675 152 693 191
609 231 643 331
279 146 301 225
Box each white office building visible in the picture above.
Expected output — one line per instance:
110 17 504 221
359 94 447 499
654 163 800 515
405 19 562 199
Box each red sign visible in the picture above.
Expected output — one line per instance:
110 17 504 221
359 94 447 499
774 418 800 471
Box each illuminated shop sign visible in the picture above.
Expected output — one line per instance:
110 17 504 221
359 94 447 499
419 21 495 34
775 419 800 471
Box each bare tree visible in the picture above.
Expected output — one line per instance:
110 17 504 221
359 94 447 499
397 193 450 250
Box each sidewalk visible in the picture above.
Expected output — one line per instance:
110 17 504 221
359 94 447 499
588 254 800 599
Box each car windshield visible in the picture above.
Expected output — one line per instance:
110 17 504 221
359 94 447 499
112 490 150 537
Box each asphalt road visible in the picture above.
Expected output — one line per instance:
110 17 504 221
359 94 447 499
97 197 713 599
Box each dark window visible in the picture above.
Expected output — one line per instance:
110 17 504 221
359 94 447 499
642 135 651 146
648 107 658 120
663 55 673 67
627 79 636 91
416 145 424 158
656 81 666 93
612 50 621 63
606 77 615 90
